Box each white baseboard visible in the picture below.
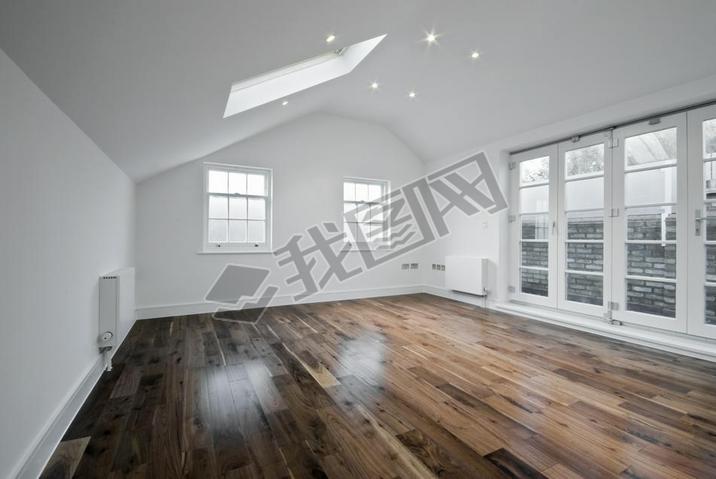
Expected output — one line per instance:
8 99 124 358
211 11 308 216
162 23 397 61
13 356 105 479
136 284 424 320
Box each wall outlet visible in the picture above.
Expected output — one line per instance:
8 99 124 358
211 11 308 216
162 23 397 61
410 263 418 269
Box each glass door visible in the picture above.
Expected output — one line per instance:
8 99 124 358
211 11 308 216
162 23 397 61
611 113 687 332
687 105 716 339
557 133 612 316
509 145 558 308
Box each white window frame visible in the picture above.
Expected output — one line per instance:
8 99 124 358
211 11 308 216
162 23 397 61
509 145 558 308
342 177 390 251
202 162 273 253
610 113 688 332
556 132 612 317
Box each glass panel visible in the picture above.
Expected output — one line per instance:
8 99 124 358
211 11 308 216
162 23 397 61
566 242 603 272
355 183 369 202
519 156 549 185
344 182 355 201
371 204 384 223
247 221 265 243
368 184 383 201
208 170 228 193
565 177 603 211
208 195 228 218
208 219 227 243
521 242 548 268
519 185 549 213
706 203 716 241
704 118 716 160
565 144 604 178
704 161 716 200
626 206 676 241
344 222 357 242
520 268 548 297
706 245 716 283
228 172 246 194
248 198 266 220
626 279 675 318
247 174 265 195
521 214 549 240
625 127 677 168
228 220 247 243
567 213 603 240
625 167 676 206
705 286 716 325
344 203 354 214
229 197 247 219
566 273 603 306
626 243 676 279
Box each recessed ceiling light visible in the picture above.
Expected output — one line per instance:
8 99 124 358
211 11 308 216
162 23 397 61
471 50 480 59
408 91 416 98
371 82 379 90
425 31 439 45
326 33 336 44
281 100 289 106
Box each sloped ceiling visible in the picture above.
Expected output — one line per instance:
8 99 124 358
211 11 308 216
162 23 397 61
2 0 716 181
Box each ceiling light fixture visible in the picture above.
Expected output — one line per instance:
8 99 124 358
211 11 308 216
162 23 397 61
471 50 480 59
425 30 439 45
281 100 289 106
371 81 379 90
408 91 416 98
326 33 336 44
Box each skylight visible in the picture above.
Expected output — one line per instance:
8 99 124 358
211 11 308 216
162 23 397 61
223 34 386 118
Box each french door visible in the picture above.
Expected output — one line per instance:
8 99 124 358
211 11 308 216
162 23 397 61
557 133 612 316
510 145 558 308
610 113 688 332
687 104 716 339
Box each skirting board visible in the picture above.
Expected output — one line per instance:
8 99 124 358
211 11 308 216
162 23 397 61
422 284 716 362
12 356 105 479
136 284 424 320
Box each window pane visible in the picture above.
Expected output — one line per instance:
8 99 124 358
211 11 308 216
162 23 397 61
355 183 368 202
567 213 603 240
247 174 265 195
521 242 548 268
228 220 247 243
706 245 716 283
705 286 716 325
248 198 266 220
566 273 603 306
209 195 228 218
567 242 603 272
565 177 603 211
208 170 228 193
519 185 549 213
247 221 265 242
626 206 676 241
344 182 355 201
519 156 549 185
343 222 356 242
520 268 548 297
229 197 247 219
626 243 676 279
521 214 549 240
371 204 384 223
625 127 677 168
625 167 676 206
626 279 675 318
368 184 383 201
229 172 247 194
706 203 716 241
703 118 716 160
704 161 716 200
208 219 227 243
565 144 604 178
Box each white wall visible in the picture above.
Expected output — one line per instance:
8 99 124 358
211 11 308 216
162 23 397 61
422 72 716 305
136 113 425 315
0 49 135 477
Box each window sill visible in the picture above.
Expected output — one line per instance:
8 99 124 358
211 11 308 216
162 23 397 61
197 249 273 255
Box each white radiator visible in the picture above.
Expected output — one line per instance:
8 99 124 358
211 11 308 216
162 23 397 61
445 256 487 296
99 267 135 370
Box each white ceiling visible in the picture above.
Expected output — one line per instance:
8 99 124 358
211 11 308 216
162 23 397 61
2 0 716 181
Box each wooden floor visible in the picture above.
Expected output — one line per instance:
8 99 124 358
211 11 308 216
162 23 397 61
42 294 716 478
